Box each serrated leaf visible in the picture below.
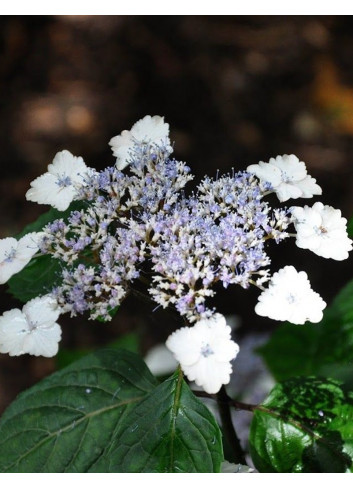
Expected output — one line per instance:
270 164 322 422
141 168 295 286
0 349 157 473
249 377 353 473
89 369 223 473
258 278 353 383
0 349 223 473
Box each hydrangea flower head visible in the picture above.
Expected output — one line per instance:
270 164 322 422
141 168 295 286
247 154 322 202
255 265 326 324
109 115 170 170
291 202 353 260
166 314 239 394
0 114 351 394
0 233 42 284
26 150 89 211
0 295 62 357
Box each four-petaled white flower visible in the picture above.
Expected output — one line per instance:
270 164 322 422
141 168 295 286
247 154 322 202
109 115 170 170
255 265 326 324
0 233 43 284
291 202 353 261
166 314 239 394
0 295 62 357
26 150 89 211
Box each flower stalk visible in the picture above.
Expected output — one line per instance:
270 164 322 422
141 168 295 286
216 386 247 465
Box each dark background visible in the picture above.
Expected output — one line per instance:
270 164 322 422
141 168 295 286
1 15 353 413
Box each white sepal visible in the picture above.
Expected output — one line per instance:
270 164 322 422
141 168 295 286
166 313 239 394
109 115 170 170
0 232 42 284
0 295 62 357
255 265 326 324
247 154 322 202
291 202 353 260
26 150 90 211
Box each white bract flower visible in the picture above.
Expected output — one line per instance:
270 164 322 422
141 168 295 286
26 150 89 211
0 295 62 357
291 202 353 261
255 265 326 324
166 313 239 394
0 233 43 284
247 154 322 202
109 115 170 170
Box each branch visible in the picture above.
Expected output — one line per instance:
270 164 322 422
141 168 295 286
216 386 247 465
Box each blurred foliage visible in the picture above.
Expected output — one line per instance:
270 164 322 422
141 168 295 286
56 332 140 369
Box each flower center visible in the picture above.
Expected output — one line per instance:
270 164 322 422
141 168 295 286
4 247 17 263
314 225 328 236
280 170 292 183
56 175 72 188
286 293 297 304
200 343 214 358
27 321 38 332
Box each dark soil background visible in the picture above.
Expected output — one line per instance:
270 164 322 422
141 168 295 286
1 15 353 414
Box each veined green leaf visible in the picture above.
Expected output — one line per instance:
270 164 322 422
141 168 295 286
90 369 223 473
0 349 223 473
250 377 353 473
0 349 157 473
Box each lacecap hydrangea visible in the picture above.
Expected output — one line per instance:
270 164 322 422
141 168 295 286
0 115 351 394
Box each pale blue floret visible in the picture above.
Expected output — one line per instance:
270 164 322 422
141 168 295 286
40 140 291 322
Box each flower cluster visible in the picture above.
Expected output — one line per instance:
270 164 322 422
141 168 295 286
147 172 291 322
0 115 351 394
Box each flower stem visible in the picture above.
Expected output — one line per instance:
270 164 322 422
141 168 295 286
216 386 247 465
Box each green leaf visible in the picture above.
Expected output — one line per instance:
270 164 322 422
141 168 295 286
347 215 353 239
0 348 157 473
16 201 88 239
0 349 223 473
7 201 89 303
108 332 140 354
90 368 223 473
55 347 93 370
56 333 140 369
7 254 63 302
249 377 353 473
258 278 353 383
